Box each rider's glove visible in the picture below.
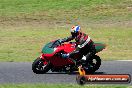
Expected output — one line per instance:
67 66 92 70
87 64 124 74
61 54 69 59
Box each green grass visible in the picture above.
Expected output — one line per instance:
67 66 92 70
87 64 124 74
0 0 132 62
0 27 131 62
0 0 132 22
0 84 131 88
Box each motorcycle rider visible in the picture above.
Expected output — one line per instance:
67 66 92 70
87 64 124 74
60 25 96 65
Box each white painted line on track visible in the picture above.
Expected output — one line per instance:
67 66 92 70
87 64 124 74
116 60 132 61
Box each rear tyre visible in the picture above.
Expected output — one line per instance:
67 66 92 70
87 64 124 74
32 57 51 74
84 55 101 74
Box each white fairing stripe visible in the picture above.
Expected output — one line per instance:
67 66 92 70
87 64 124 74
78 37 91 48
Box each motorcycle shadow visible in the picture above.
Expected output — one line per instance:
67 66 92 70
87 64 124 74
46 71 105 75
68 72 106 75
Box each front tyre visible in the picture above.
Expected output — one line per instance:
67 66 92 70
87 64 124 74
32 57 51 74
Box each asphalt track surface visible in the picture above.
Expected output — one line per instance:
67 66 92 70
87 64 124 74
0 61 132 84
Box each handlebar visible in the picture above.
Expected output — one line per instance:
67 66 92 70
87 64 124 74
50 39 62 48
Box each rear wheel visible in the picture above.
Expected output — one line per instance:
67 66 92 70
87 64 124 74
32 57 51 74
84 55 101 74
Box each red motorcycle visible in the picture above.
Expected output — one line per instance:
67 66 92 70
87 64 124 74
32 39 106 74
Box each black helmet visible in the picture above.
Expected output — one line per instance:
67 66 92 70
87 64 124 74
70 25 81 37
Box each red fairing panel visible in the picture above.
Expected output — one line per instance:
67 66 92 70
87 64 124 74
40 43 76 67
50 56 74 66
63 43 76 53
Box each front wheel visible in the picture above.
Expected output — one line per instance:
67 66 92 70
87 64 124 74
84 55 101 74
32 57 51 74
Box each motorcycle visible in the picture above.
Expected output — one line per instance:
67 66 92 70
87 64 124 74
32 39 106 74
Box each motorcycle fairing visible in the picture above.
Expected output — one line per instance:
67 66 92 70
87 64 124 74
40 40 106 67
